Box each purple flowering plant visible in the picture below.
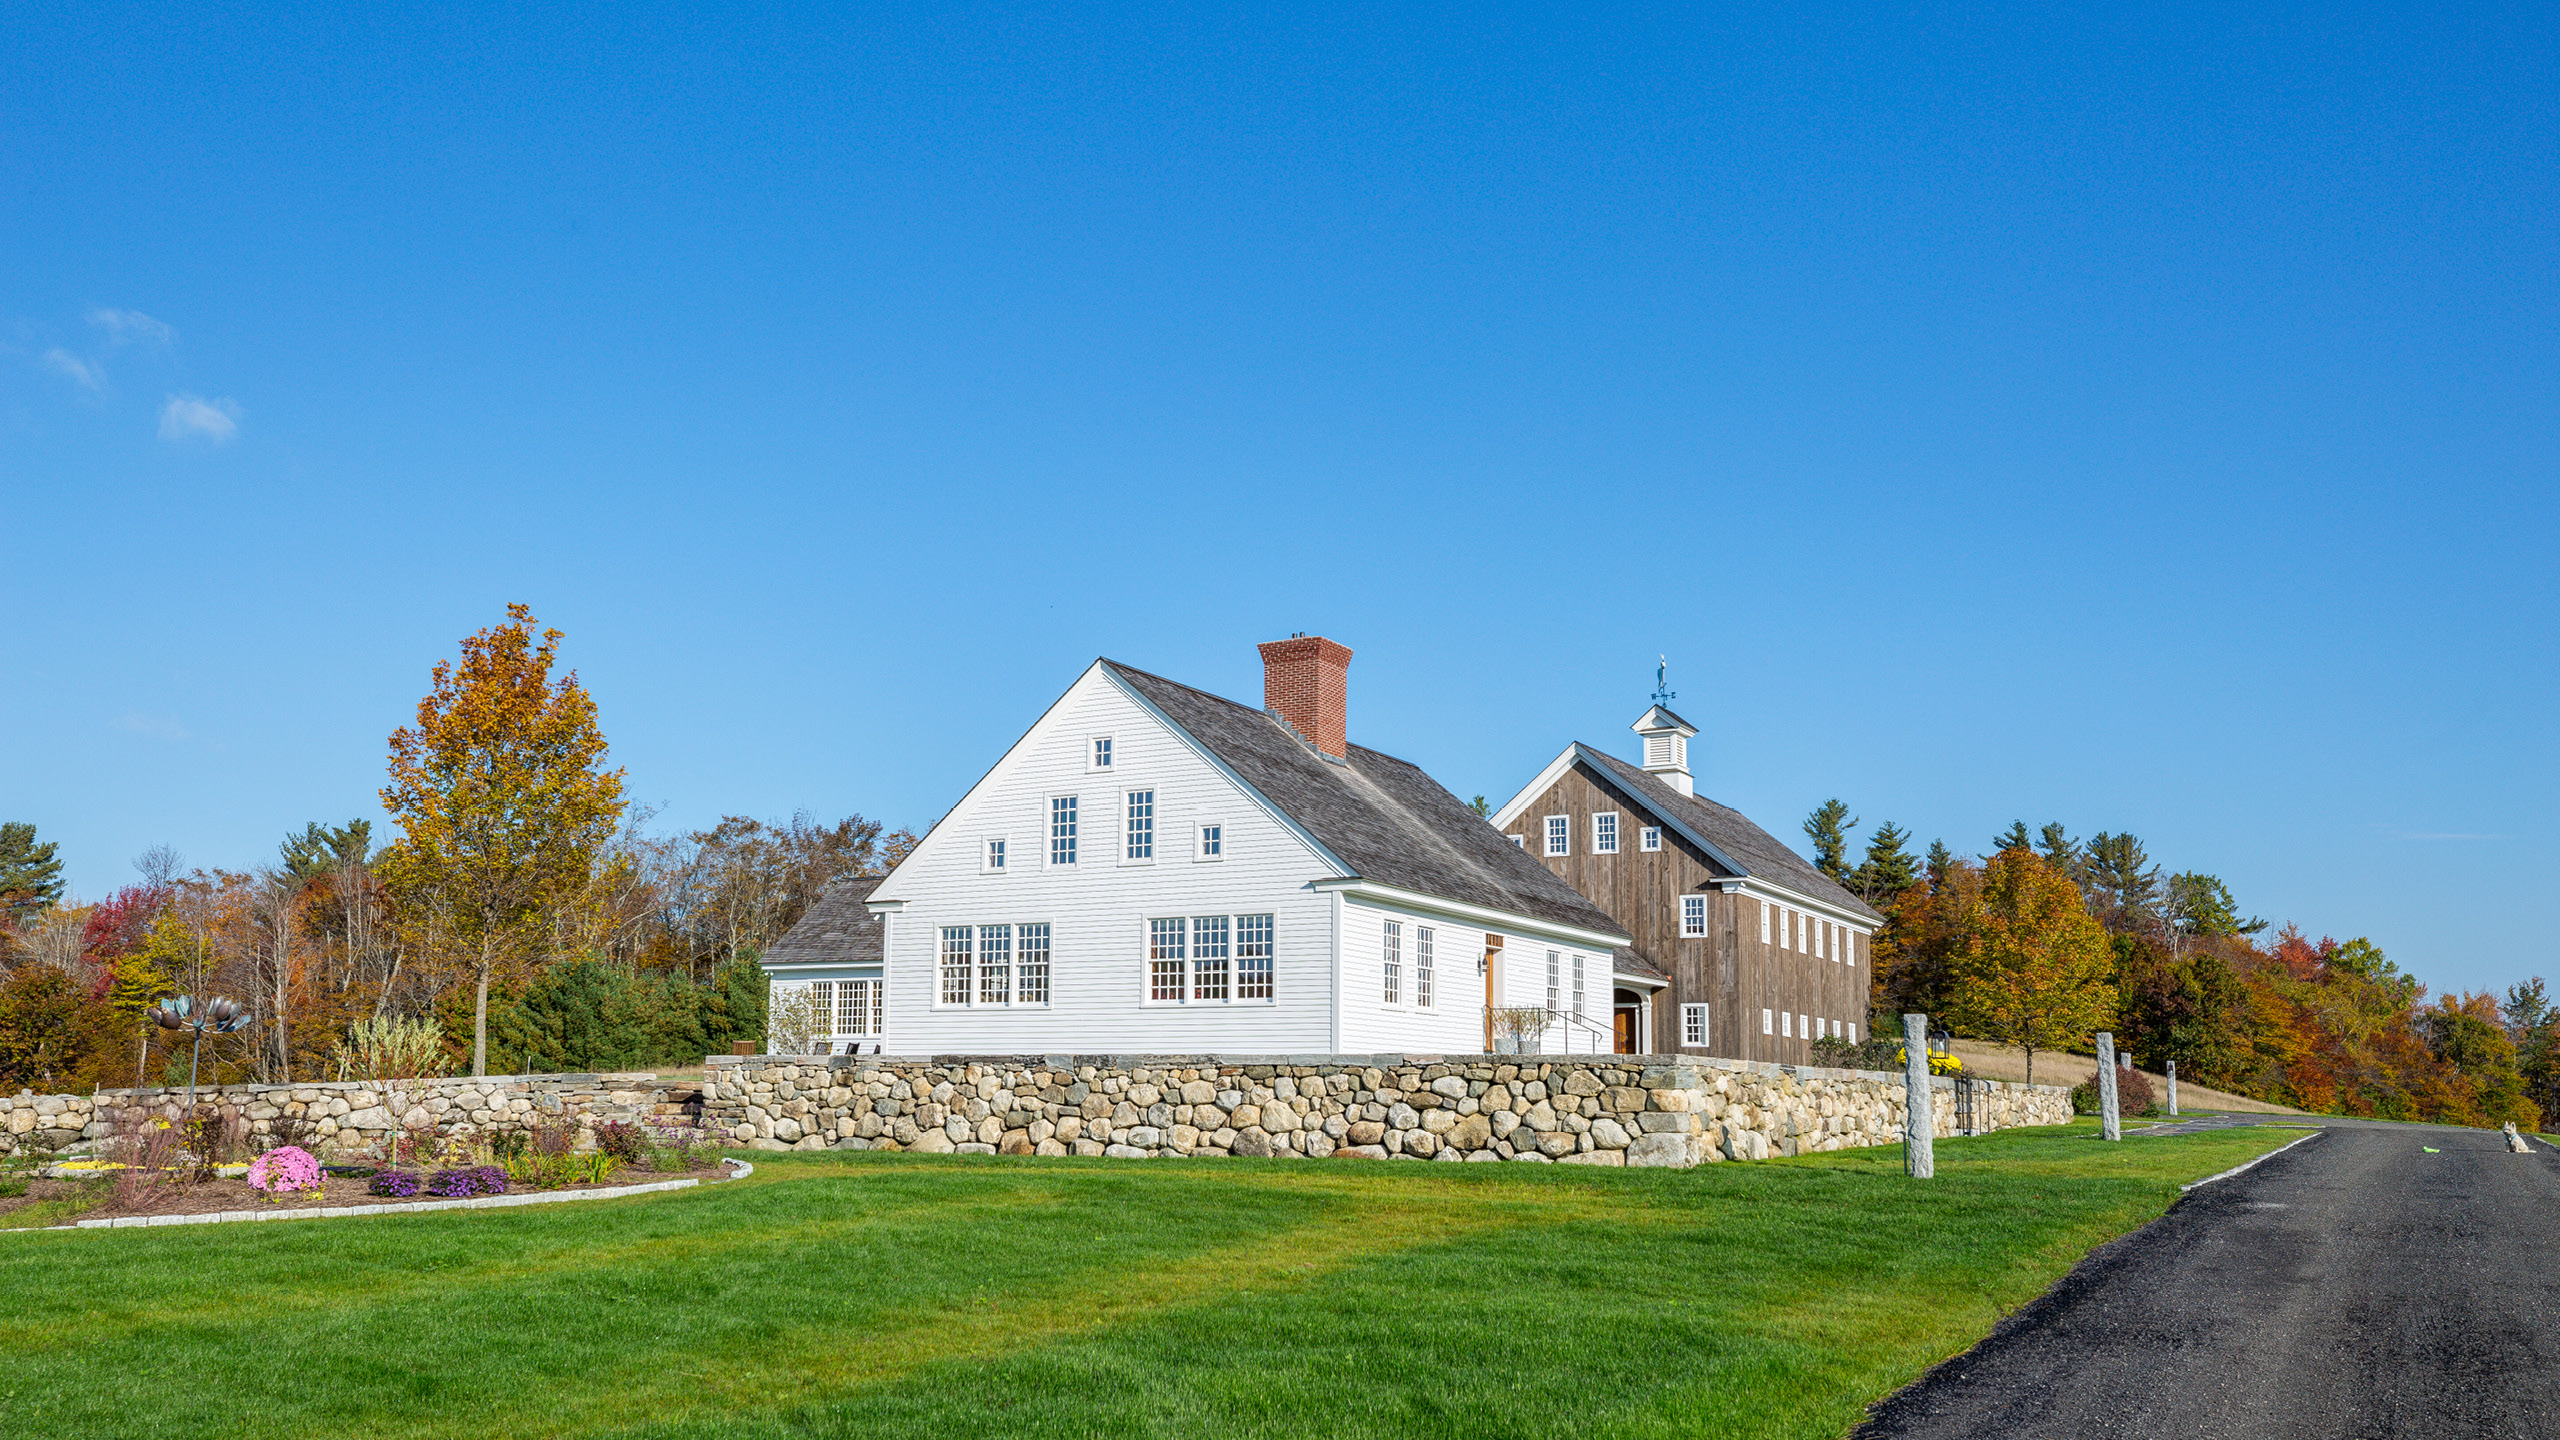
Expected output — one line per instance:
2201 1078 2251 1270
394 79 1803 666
247 1146 323 1201
425 1166 507 1198
368 1170 423 1198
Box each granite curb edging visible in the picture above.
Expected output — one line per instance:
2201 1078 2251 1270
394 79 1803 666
5 1159 756 1234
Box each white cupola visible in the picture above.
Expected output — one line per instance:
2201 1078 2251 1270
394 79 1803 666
1631 703 1699 797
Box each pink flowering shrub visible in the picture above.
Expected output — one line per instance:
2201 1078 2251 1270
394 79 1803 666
247 1145 323 1198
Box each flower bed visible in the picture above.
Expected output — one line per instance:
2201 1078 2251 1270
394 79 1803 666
8 1164 735 1228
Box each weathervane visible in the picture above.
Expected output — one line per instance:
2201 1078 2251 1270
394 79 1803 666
1652 655 1676 707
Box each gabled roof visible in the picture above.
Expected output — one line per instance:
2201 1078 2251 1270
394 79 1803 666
761 875 885 970
1103 661 1627 940
1572 748 1887 923
1631 704 1696 736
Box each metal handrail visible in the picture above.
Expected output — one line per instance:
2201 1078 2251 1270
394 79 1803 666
1484 1003 1615 1052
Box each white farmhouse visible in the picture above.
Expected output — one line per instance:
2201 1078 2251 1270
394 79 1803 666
761 637 1632 1057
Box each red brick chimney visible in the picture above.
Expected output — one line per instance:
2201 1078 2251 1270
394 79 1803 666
1258 635 1352 759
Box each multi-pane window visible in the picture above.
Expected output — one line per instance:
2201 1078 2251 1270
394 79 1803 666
1125 790 1154 860
1641 826 1661 851
940 927 973 1005
1415 927 1435 1008
1816 920 1827 959
1793 909 1805 952
1681 895 1708 938
809 981 833 1038
1017 924 1051 1004
1761 1008 1774 1035
1192 914 1231 1002
1199 823 1222 858
1382 920 1402 1004
1682 1003 1709 1047
1545 951 1561 1012
838 979 882 1036
1592 812 1618 854
1844 931 1857 967
984 838 1006 871
1051 797 1078 865
1760 902 1772 944
1511 834 1526 848
1544 815 1569 857
1237 914 1274 999
1571 954 1586 1020
1781 1011 1793 1038
978 924 1013 1005
1092 737 1113 769
1847 1022 1858 1044
1150 918 1188 1001
1148 914 1273 1003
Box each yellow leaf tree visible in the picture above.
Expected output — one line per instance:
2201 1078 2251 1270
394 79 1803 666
1946 847 2114 1086
379 604 626 1076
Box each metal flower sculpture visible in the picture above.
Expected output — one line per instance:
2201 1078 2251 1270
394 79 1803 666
150 994 255 1112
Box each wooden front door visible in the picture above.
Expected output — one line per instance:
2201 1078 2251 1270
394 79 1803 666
1613 1008 1637 1054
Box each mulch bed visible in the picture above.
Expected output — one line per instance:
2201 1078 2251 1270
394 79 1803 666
2 1166 732 1227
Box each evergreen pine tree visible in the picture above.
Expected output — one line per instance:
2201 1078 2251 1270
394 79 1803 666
1990 820 2032 855
1925 839 1957 888
0 821 65 921
1804 799 1857 881
2084 832 2163 930
1850 823 1921 903
2036 822 2082 875
280 819 375 879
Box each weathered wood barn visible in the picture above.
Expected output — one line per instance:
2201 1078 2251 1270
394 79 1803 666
1490 704 1885 1062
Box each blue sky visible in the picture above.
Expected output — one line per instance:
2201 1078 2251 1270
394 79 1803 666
4 6 2552 999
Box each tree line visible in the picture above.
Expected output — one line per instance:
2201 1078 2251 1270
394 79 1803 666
1806 803 2550 1129
0 604 912 1092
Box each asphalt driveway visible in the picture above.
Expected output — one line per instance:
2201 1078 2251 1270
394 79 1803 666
1858 1118 2560 1440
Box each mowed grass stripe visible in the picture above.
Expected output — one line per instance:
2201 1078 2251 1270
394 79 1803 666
3 1122 2295 1440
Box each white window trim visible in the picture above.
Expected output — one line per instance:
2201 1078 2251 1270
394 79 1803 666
1048 795 1079 867
1415 925 1435 1009
1510 834 1526 848
1381 919 1403 1007
1543 815 1570 858
1591 811 1619 855
1781 1011 1792 1038
1121 786 1156 866
1680 894 1708 939
981 836 1009 875
1195 818 1226 862
1087 735 1116 772
1681 1003 1709 1047
1761 1007 1774 1035
1142 913 1278 1006
1848 1022 1859 1044
1759 901 1772 945
1640 826 1661 852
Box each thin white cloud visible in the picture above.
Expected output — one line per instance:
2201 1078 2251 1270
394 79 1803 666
42 348 103 391
159 394 241 443
118 713 191 742
89 307 176 346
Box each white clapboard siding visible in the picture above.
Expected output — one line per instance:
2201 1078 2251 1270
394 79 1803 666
872 663 1343 1054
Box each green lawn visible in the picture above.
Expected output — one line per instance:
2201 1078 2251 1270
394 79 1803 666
1 1120 2290 1440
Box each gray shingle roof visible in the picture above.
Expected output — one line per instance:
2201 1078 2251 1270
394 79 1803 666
760 875 885 969
1105 661 1628 940
1612 945 1667 983
1578 747 1887 923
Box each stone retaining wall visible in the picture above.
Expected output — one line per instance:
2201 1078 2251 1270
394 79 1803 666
3 1074 705 1159
703 1053 2073 1166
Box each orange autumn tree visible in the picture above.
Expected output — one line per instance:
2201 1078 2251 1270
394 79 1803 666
1946 847 2114 1085
380 604 626 1076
